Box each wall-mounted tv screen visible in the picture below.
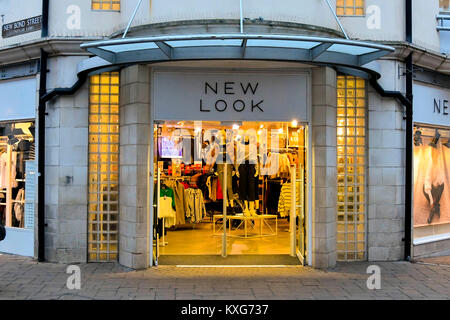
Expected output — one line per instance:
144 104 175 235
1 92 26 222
158 136 183 159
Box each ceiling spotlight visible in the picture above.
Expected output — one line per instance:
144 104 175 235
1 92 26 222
7 135 19 145
291 119 298 127
444 139 450 148
429 130 441 149
414 130 422 146
232 124 240 130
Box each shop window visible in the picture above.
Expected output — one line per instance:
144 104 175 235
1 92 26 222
88 72 120 262
336 75 367 261
92 0 120 11
413 126 450 241
440 0 450 11
336 0 365 16
0 122 35 229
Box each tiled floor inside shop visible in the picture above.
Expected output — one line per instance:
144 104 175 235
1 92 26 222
159 216 292 256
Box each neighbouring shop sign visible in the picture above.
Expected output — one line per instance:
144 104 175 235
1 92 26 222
2 15 42 38
153 71 309 122
413 82 450 127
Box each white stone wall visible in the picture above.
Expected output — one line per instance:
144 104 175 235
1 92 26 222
44 56 89 263
367 60 406 261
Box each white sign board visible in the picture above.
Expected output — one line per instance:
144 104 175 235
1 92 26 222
413 82 450 127
153 70 309 122
0 77 37 121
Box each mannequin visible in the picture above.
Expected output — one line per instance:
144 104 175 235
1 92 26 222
236 133 259 217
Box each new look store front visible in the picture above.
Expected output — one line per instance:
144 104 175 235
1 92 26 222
79 34 395 268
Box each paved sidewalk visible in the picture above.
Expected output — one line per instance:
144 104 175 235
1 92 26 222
0 254 448 300
416 255 450 267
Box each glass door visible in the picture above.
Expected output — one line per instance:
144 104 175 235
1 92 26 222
290 125 307 265
293 163 306 264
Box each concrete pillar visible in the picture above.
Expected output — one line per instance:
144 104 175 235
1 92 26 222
119 64 151 269
310 67 337 268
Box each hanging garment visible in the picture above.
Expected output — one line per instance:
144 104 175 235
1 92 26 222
279 154 291 179
158 187 176 227
184 189 207 223
238 162 257 202
165 180 187 225
266 180 282 214
217 163 235 203
14 188 25 228
0 152 7 188
206 175 217 201
277 182 301 218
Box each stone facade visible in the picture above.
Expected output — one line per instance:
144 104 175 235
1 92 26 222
119 65 152 269
367 60 406 261
40 60 412 268
44 58 90 263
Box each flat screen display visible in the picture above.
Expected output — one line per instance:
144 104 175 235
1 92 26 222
158 136 182 159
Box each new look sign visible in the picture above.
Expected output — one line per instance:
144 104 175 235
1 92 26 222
413 82 450 127
153 70 309 122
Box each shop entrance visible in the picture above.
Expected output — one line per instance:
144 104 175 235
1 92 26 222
151 120 308 265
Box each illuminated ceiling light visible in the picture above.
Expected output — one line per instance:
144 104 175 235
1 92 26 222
278 128 283 134
291 119 298 127
443 139 450 148
257 130 262 135
259 124 264 129
414 130 422 146
232 124 240 130
429 130 441 149
177 121 184 127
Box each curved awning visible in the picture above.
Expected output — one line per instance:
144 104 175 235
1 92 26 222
80 34 394 73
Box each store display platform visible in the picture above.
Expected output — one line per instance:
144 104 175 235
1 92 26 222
213 214 278 238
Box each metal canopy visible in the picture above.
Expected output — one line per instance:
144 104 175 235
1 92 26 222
80 34 394 69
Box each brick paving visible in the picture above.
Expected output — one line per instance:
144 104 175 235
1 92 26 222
0 253 448 300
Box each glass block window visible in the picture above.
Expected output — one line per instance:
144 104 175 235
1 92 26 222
92 0 120 11
336 75 367 261
88 72 120 262
336 0 365 16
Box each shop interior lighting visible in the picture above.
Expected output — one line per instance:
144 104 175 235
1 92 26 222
429 129 441 148
414 129 423 146
232 124 240 130
443 139 450 148
7 135 19 145
291 119 298 127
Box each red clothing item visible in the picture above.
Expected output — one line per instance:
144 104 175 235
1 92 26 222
216 176 223 200
181 182 190 189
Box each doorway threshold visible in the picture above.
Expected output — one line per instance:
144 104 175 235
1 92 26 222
158 254 301 266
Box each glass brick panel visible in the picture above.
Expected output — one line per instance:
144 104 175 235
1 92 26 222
91 0 120 11
337 0 365 16
336 75 367 261
88 72 120 262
